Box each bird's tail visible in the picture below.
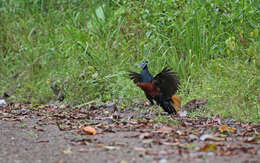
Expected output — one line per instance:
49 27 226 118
157 95 181 114
170 95 181 112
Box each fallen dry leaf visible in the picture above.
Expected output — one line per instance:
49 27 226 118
145 151 158 155
200 134 225 141
103 146 120 150
177 143 196 150
219 125 236 133
133 147 146 151
120 160 128 163
1 116 25 121
97 144 104 147
157 126 173 134
139 133 152 139
200 144 217 152
82 126 97 135
61 147 72 154
181 98 207 112
36 140 49 143
189 134 199 141
32 126 44 131
211 114 222 125
176 130 183 135
1 101 260 161
243 136 259 144
78 148 95 152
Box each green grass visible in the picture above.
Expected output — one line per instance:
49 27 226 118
0 0 259 122
28 130 37 137
182 57 260 122
154 116 181 125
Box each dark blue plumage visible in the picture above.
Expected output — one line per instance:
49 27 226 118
140 65 153 82
139 62 155 104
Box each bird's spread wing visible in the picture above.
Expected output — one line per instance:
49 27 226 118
128 71 142 83
152 67 179 97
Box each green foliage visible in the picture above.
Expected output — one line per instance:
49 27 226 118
182 57 260 122
0 0 259 121
28 130 37 137
154 116 181 125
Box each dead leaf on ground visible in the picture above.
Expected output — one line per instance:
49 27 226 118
181 98 207 112
133 147 146 151
200 134 225 141
32 126 44 131
78 148 96 152
36 140 49 143
243 136 259 144
156 126 173 134
219 125 236 133
139 132 152 139
189 134 199 141
120 160 128 163
77 126 97 135
176 130 184 136
103 146 120 150
145 151 158 155
1 116 25 121
211 114 222 125
61 147 72 154
177 143 196 150
200 144 217 152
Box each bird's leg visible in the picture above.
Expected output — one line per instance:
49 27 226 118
160 98 177 115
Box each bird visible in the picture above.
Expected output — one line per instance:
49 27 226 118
129 61 181 114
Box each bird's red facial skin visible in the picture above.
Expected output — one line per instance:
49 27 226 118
137 82 159 96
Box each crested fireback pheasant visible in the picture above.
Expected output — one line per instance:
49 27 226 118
129 61 181 114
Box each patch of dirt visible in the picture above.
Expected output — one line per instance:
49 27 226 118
0 103 260 163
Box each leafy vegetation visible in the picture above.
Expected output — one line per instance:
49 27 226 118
0 0 259 121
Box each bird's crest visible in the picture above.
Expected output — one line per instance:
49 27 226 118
140 61 148 69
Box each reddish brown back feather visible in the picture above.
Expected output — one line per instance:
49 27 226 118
137 82 159 96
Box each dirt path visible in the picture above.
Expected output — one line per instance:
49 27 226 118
0 103 259 163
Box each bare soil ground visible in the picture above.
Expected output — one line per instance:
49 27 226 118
0 103 259 163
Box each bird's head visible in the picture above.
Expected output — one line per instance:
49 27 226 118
140 61 148 69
